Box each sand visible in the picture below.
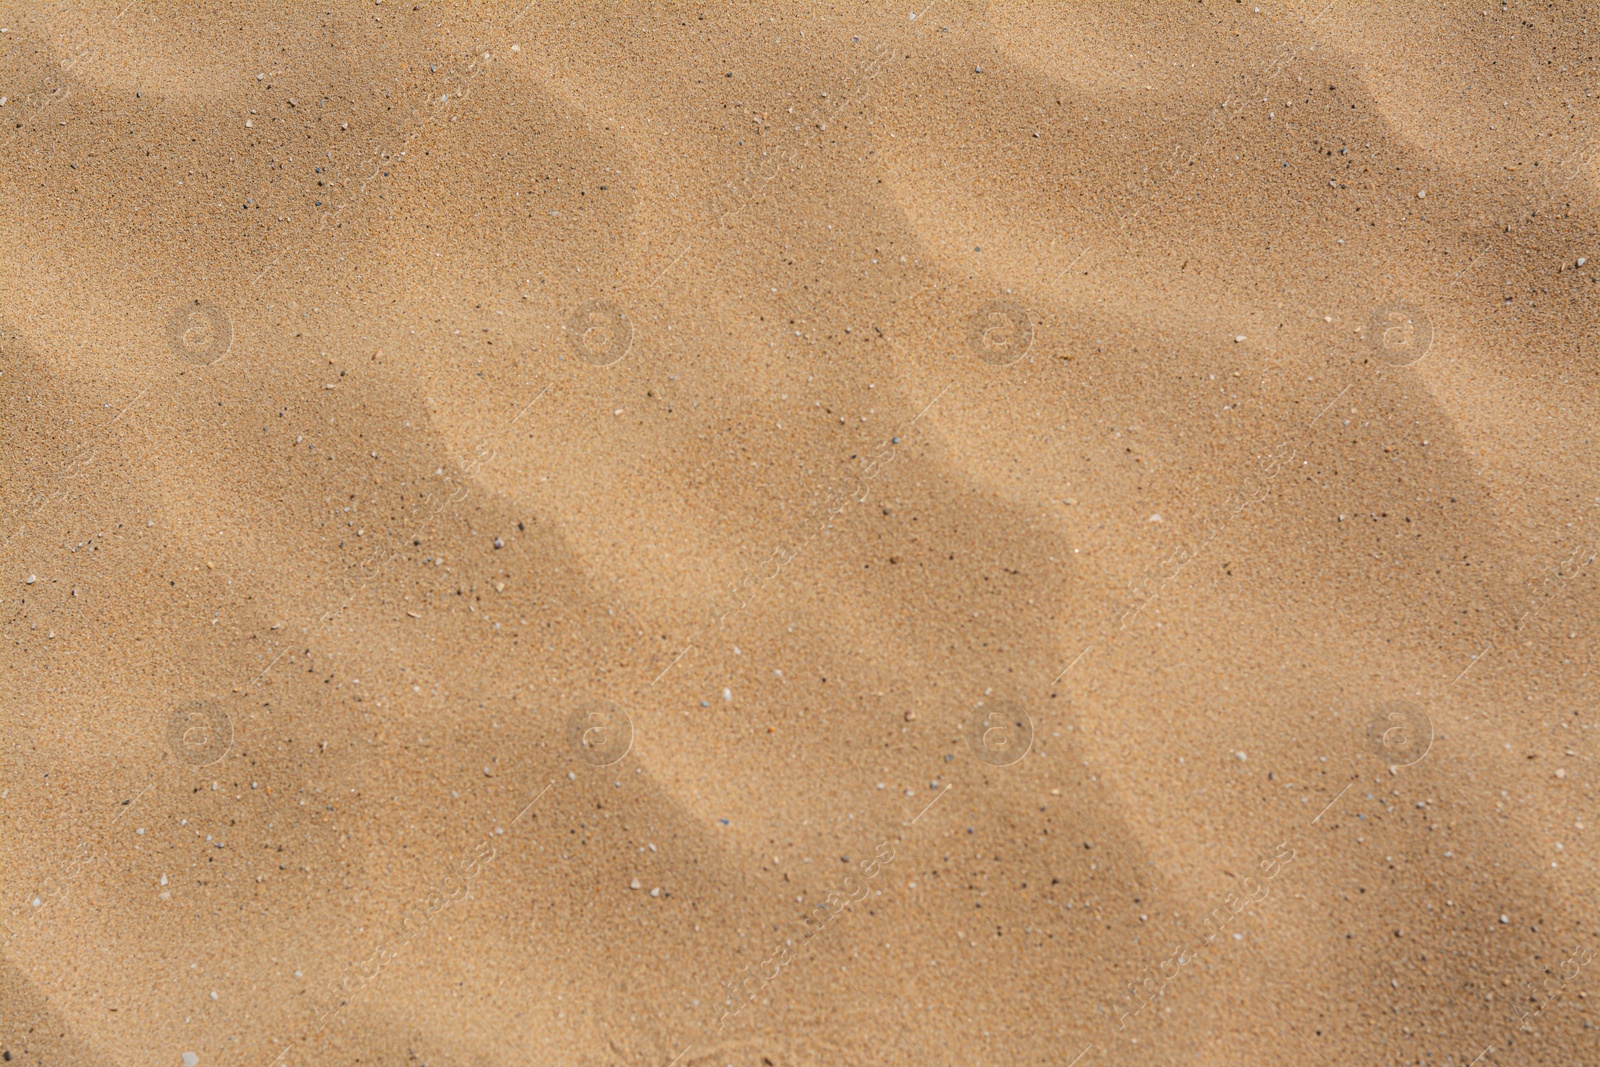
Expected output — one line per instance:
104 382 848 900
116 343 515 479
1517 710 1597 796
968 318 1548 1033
3 2 1598 1065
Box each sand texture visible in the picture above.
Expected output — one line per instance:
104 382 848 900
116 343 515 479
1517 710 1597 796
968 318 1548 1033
3 3 1599 1065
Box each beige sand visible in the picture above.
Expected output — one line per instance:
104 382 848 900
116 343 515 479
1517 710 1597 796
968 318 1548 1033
3 3 1598 1064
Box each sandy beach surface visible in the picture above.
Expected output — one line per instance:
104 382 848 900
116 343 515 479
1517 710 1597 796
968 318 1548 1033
3 3 1598 1065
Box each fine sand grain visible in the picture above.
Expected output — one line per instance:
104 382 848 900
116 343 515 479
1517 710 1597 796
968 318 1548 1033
3 3 1598 1065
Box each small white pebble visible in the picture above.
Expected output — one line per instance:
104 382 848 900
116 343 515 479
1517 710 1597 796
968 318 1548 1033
1235 751 1247 761
1578 257 1587 267
723 687 732 702
1234 335 1246 343
1500 914 1510 924
1417 190 1426 199
650 887 660 897
26 574 36 584
183 1054 200 1067
630 878 642 890
209 991 218 1000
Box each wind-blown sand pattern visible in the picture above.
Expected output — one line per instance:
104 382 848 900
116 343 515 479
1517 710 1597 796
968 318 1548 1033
3 3 1598 1065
